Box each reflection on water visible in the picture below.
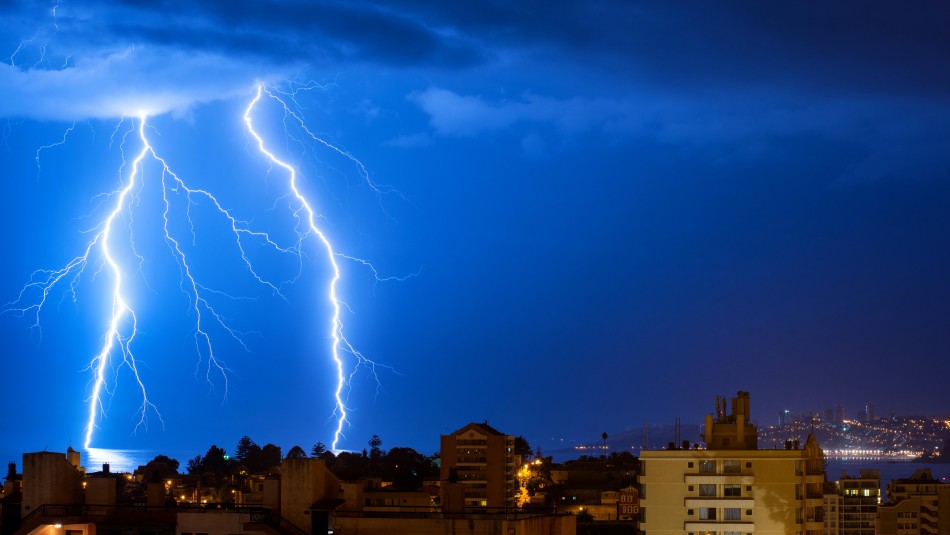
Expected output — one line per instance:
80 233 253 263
83 448 150 473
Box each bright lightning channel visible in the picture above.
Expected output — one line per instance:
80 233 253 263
245 83 387 452
7 84 406 453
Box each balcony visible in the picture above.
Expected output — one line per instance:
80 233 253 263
684 498 754 509
685 521 755 532
685 474 755 485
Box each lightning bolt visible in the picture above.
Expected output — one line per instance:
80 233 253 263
6 83 410 452
244 83 395 451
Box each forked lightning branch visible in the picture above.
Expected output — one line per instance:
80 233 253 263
4 83 395 452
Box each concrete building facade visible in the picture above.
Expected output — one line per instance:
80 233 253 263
835 469 880 535
440 422 517 511
877 468 950 535
639 391 826 535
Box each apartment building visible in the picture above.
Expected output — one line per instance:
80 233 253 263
439 421 518 510
639 391 825 535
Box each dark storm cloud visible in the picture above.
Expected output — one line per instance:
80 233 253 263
386 0 950 100
2 0 948 128
97 0 486 68
0 0 486 120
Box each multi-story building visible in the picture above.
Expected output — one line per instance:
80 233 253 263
877 468 950 535
834 469 880 535
440 421 518 510
639 391 826 535
618 485 640 521
824 482 841 535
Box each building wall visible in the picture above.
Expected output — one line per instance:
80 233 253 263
823 492 839 535
177 511 257 535
23 523 96 535
836 470 879 535
340 481 433 512
279 458 342 535
639 392 824 535
618 485 639 521
878 470 950 535
21 452 84 517
877 496 921 535
440 423 517 510
84 478 117 507
640 450 823 535
334 514 575 535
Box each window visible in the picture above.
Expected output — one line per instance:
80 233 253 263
724 532 742 535
725 508 741 520
687 509 694 516
724 484 741 497
699 460 716 473
700 484 716 496
746 509 753 515
746 462 752 468
688 485 694 492
699 508 716 520
724 460 741 473
688 461 694 468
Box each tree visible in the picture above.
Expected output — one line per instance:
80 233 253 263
139 454 180 483
234 436 264 473
286 445 307 459
200 445 231 475
318 449 337 470
576 508 595 523
332 451 367 481
235 436 258 464
514 436 533 459
311 442 327 457
380 447 435 490
369 435 384 459
186 455 203 474
260 443 282 471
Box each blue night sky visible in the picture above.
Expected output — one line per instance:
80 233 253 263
2 1 950 463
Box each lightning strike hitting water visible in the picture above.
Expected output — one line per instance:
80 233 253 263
6 83 405 452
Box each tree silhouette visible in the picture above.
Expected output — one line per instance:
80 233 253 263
139 454 179 483
369 435 384 459
311 442 327 457
286 445 307 459
514 436 533 459
260 444 282 471
235 436 258 464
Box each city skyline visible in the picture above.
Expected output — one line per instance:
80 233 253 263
2 2 950 461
